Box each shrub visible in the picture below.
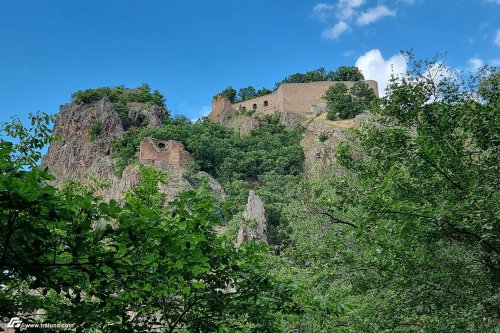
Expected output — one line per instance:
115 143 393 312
318 133 329 142
325 82 377 120
88 120 103 141
72 84 168 129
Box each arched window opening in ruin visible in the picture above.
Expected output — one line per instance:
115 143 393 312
158 142 166 149
253 104 257 110
264 100 269 107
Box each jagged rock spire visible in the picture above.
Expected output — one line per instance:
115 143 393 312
236 191 268 247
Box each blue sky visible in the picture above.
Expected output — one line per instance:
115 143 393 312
1 0 499 125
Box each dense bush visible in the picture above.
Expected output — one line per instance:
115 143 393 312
318 133 329 142
0 114 312 332
111 120 304 184
72 83 166 108
88 120 102 141
72 84 168 128
325 81 377 120
275 66 364 90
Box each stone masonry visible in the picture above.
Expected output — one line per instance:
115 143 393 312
139 137 193 169
210 80 379 123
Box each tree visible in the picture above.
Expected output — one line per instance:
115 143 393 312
324 82 377 120
238 86 257 101
313 57 500 332
256 87 273 97
332 66 364 81
324 83 356 120
220 86 237 103
0 114 308 332
274 67 336 90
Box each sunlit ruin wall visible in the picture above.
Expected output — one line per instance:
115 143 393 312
210 80 379 121
139 137 193 168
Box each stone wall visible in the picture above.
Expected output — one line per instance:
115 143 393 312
139 138 193 168
280 80 378 114
230 88 282 115
209 95 233 123
210 80 378 119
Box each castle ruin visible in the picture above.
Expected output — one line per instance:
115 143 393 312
210 80 379 123
139 137 193 169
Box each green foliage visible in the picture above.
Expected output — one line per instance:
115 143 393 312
72 84 168 128
72 83 166 108
274 66 364 90
88 120 103 141
217 66 365 102
325 81 377 120
218 86 237 103
0 111 56 167
238 86 257 101
478 69 500 104
275 68 334 90
0 117 308 332
331 66 365 81
318 133 329 142
112 120 304 184
265 114 280 125
278 57 500 332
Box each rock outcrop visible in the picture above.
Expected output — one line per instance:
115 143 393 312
42 97 123 181
302 112 373 177
42 97 225 203
236 191 268 246
42 97 166 182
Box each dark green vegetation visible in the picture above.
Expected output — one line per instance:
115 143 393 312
274 60 500 332
73 83 168 128
318 133 329 142
0 114 315 332
324 81 377 120
218 86 275 103
88 120 103 141
276 66 364 89
112 118 304 245
1 58 499 332
216 66 364 103
112 119 304 185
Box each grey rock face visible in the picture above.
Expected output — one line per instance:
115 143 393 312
42 97 123 182
128 103 166 129
236 191 268 247
239 118 260 135
277 111 305 129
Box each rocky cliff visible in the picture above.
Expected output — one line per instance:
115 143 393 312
236 190 268 246
42 95 224 202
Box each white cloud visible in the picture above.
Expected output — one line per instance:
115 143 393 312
342 49 355 56
312 3 336 21
468 58 485 71
355 49 407 96
356 6 396 26
468 57 500 69
485 0 500 4
495 29 500 46
337 0 365 20
322 21 351 39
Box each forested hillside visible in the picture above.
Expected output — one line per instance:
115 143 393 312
1 59 499 332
